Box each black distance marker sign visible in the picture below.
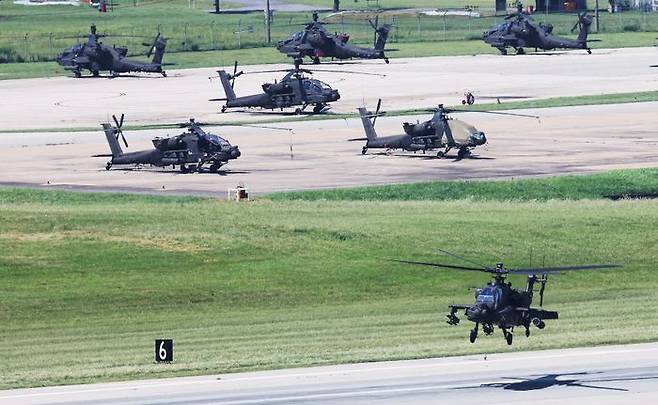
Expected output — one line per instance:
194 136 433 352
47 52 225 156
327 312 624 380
155 339 173 363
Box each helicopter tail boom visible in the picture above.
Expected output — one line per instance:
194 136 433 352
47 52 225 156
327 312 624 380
102 123 123 158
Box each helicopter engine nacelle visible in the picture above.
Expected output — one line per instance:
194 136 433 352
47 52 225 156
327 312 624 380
403 121 435 137
262 82 292 95
152 137 187 151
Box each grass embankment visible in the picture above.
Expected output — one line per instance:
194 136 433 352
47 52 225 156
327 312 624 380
1 171 657 389
272 168 658 201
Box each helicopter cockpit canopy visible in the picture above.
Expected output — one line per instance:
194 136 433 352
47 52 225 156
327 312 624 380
475 286 501 310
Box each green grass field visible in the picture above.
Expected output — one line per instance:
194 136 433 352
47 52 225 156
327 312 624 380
1 172 657 389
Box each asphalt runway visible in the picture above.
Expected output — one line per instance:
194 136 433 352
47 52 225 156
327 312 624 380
1 102 656 196
2 343 657 404
1 47 657 131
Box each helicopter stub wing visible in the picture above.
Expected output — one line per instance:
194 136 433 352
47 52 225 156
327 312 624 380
525 308 559 319
449 304 471 310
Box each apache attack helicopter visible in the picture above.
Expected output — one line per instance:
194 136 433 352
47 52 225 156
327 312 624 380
95 115 241 173
351 100 536 159
395 250 621 345
483 5 594 55
212 59 382 115
56 24 168 77
277 11 392 64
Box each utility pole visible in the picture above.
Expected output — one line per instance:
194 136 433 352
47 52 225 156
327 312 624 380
333 0 340 12
215 0 220 13
265 0 271 44
595 0 600 32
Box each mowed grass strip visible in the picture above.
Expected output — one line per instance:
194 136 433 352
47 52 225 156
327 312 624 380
0 186 656 388
272 168 658 201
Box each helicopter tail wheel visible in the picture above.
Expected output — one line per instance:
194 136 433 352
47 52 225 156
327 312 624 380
161 71 167 77
221 105 227 113
105 162 112 171
384 58 390 64
587 48 592 54
361 146 368 155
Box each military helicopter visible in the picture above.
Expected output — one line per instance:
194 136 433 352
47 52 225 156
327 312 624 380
95 115 240 173
395 250 621 345
277 11 392 64
483 5 594 55
56 24 168 77
212 59 382 115
351 100 536 159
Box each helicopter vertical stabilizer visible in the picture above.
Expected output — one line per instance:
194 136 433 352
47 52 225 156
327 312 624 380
151 37 167 66
218 70 237 101
375 25 391 51
358 107 379 140
102 123 123 158
577 15 592 44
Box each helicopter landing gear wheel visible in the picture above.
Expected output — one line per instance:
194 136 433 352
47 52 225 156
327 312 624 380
313 104 324 114
361 146 368 155
209 162 223 173
498 47 507 55
457 147 470 160
73 70 82 78
180 164 189 173
504 330 513 345
105 162 112 171
516 47 525 55
312 57 320 64
437 151 445 158
92 70 100 77
161 71 167 77
469 323 479 343
294 108 303 115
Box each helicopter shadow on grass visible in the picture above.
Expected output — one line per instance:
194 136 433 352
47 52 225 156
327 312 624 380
229 109 338 117
453 370 658 392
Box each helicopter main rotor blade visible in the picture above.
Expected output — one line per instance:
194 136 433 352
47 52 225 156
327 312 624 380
391 259 488 272
509 264 622 275
312 69 386 77
372 98 382 126
436 248 488 269
448 109 540 119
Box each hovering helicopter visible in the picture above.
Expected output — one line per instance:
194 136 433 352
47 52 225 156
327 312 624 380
95 115 240 173
56 24 168 77
483 5 594 55
277 11 392 64
212 59 381 115
351 101 536 159
395 249 621 345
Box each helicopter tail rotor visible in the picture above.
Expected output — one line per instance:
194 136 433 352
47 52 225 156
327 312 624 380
372 98 382 127
112 113 128 148
230 60 244 88
145 32 161 59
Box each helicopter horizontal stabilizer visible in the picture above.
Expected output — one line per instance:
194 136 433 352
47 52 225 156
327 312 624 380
348 137 369 142
209 98 228 102
91 154 113 158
